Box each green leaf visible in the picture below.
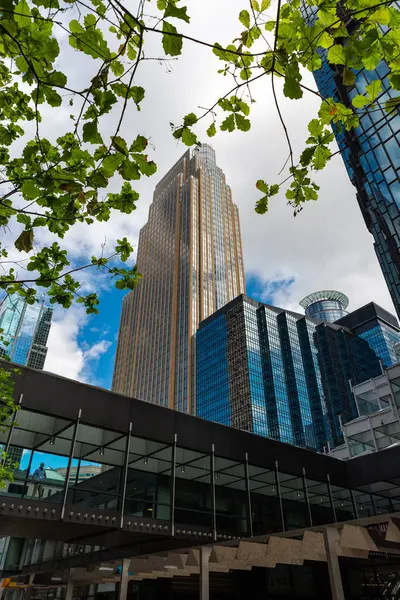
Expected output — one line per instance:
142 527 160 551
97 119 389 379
83 121 103 144
235 113 251 132
16 214 32 228
367 6 391 25
207 123 217 137
15 229 34 253
352 95 369 108
181 128 197 146
239 10 251 28
102 153 125 176
366 80 382 101
389 74 400 91
14 0 31 28
308 119 323 138
385 97 400 115
131 86 145 108
220 114 235 132
256 180 269 194
162 21 183 56
300 147 316 167
264 21 275 31
69 19 84 34
362 45 381 71
183 113 198 126
261 0 271 9
327 45 346 66
251 0 260 11
283 77 303 99
111 135 128 155
21 181 41 199
110 60 124 77
130 135 148 152
342 68 356 86
119 159 140 180
164 4 190 23
313 145 331 170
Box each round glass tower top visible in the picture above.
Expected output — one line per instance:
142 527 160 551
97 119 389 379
299 290 349 323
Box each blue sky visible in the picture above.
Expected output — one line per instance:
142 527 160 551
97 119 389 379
74 272 297 392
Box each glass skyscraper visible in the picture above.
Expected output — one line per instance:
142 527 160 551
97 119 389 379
300 290 349 323
0 294 53 465
303 3 400 318
196 295 382 450
112 145 246 413
335 302 400 368
0 294 53 370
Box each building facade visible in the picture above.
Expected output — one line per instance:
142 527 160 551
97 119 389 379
303 3 400 318
300 290 349 323
112 145 246 413
329 363 400 459
196 295 382 450
0 294 52 370
335 302 400 368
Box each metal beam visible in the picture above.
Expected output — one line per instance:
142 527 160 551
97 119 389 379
61 409 81 520
170 433 177 536
119 423 132 527
244 453 253 538
210 444 216 541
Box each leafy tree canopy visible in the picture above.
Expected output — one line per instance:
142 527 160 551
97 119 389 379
0 0 398 313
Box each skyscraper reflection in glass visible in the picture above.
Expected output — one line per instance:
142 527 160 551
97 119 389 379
302 2 400 318
196 295 382 450
0 294 52 370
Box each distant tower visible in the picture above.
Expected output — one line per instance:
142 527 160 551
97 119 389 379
300 291 349 323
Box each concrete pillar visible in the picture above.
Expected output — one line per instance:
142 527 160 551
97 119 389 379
323 528 345 600
65 572 74 600
200 547 211 600
118 558 130 600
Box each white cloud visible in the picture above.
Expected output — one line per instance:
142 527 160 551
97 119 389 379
83 340 112 361
45 305 112 383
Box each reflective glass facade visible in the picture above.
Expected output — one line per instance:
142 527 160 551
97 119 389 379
303 3 400 318
335 302 400 368
0 295 52 370
197 295 382 450
113 146 246 414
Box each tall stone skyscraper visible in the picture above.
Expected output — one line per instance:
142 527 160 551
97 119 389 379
112 145 246 413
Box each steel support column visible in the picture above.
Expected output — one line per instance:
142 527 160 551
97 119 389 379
275 461 285 532
1 394 23 466
200 547 211 600
61 409 81 519
119 422 132 527
350 489 359 519
210 444 216 541
170 433 177 536
22 449 35 499
118 558 130 600
24 574 34 600
323 527 345 600
244 453 253 537
327 474 337 523
302 468 313 527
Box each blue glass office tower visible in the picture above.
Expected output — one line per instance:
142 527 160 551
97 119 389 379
303 3 400 318
0 294 53 370
196 295 382 450
335 302 400 368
